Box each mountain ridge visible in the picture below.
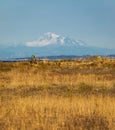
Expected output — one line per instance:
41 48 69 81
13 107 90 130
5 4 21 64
0 32 115 59
25 32 86 47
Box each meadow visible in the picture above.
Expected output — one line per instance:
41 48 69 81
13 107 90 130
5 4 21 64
0 56 115 130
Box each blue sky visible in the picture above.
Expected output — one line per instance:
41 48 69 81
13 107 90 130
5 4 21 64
0 0 115 48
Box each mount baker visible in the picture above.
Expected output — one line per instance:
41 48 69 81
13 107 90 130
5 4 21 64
0 32 114 59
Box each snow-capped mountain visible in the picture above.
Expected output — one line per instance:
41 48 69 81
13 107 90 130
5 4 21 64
25 32 86 47
0 32 115 59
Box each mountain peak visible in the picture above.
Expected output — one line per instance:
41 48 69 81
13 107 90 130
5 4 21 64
44 32 60 38
25 32 85 47
1 32 115 59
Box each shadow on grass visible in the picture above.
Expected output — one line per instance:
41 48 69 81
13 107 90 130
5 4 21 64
0 84 115 100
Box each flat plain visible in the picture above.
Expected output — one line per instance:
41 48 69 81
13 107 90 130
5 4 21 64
0 56 115 130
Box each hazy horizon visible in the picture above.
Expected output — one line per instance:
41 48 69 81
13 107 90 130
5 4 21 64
0 0 115 49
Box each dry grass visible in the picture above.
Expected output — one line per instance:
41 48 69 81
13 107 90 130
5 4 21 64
0 57 115 130
0 95 115 130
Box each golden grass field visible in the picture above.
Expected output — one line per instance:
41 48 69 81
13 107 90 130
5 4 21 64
0 56 115 130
